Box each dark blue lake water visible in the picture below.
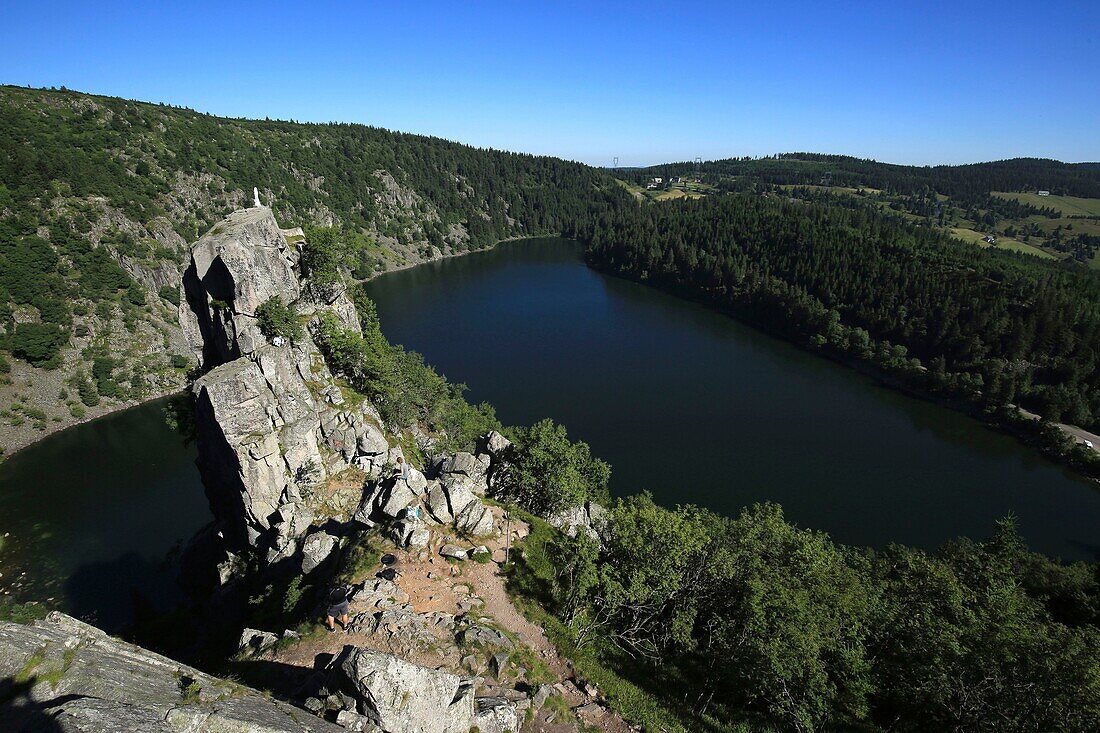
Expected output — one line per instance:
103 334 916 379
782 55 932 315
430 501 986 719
364 237 1100 560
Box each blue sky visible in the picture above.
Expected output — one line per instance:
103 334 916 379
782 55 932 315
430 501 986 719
2 1 1097 166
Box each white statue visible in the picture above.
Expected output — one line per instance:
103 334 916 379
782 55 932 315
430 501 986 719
253 187 261 208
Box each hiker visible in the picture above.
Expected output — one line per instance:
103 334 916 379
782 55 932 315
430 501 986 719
393 455 411 484
326 586 350 633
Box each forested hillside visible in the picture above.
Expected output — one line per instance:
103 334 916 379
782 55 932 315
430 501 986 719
625 154 1100 264
633 154 1100 201
0 85 627 453
573 194 1100 440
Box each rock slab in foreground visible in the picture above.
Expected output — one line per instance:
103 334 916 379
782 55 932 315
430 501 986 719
0 612 343 733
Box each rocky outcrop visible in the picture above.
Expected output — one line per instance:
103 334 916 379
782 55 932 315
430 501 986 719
185 208 391 560
181 206 303 368
548 501 607 541
328 647 475 733
356 457 500 546
0 612 344 733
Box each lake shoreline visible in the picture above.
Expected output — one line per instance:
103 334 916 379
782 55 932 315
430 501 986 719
1 234 559 461
360 232 560 283
0 388 185 462
584 260 1100 487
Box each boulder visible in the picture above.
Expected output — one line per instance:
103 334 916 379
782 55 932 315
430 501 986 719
440 452 489 483
405 467 429 495
440 544 468 560
332 647 474 733
377 479 417 518
424 481 452 524
490 651 510 678
387 518 430 549
350 578 409 608
481 430 512 457
474 697 520 733
301 531 338 574
354 419 389 456
353 483 384 526
458 624 514 650
442 476 480 515
455 501 496 537
239 628 279 654
0 612 345 733
336 710 379 731
407 525 431 548
547 501 605 541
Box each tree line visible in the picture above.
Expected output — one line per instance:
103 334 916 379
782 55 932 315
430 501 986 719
630 154 1100 203
513 487 1100 732
569 194 1100 440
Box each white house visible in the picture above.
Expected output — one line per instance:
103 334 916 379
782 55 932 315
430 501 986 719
1038 190 1050 196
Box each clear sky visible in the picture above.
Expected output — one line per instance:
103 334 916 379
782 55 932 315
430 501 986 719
2 1 1097 166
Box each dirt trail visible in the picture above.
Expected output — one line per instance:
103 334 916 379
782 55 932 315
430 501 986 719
269 508 634 732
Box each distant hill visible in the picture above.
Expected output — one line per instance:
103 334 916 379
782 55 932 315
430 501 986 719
0 85 627 453
627 154 1100 200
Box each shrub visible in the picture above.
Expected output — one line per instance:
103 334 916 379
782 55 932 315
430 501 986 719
126 283 146 306
9 322 67 367
72 370 99 406
301 226 342 286
92 356 122 398
158 286 180 306
493 418 610 516
255 296 302 342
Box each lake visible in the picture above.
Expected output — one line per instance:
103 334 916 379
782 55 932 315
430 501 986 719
0 396 208 631
364 237 1100 560
3 237 1099 632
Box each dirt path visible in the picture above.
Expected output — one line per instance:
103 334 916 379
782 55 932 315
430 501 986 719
268 509 634 732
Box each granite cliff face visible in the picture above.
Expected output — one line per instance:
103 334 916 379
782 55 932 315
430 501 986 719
169 208 607 733
181 207 503 576
183 207 389 564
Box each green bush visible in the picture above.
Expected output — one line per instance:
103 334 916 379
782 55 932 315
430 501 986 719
255 296 302 342
126 283 146 306
92 356 121 398
158 286 180 306
301 226 343 286
72 370 99 406
493 418 610 516
9 322 67 367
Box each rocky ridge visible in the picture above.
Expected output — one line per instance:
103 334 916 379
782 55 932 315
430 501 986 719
0 205 621 733
182 206 505 577
178 207 616 732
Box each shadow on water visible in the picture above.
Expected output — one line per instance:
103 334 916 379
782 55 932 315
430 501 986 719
0 396 211 631
62 551 183 635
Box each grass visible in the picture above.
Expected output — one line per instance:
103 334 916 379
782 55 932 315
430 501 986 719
334 534 382 584
14 646 47 684
653 188 705 202
949 227 1057 259
0 601 49 624
993 191 1100 217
